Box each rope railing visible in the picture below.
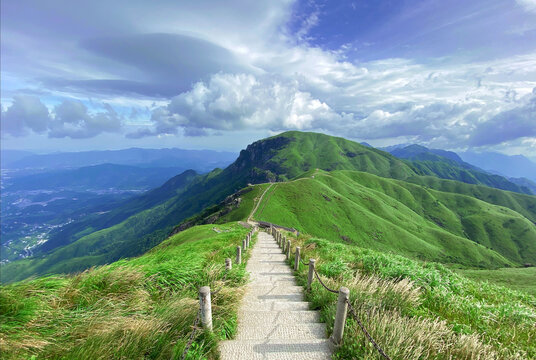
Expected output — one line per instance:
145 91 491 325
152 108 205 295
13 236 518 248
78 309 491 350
313 267 339 294
346 300 392 360
180 309 201 360
270 225 391 360
180 227 256 360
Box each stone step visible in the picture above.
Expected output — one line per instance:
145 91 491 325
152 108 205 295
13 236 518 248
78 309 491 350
248 280 297 287
236 323 326 340
219 230 331 359
219 339 333 360
243 293 304 303
249 275 296 282
238 310 321 324
240 300 311 311
245 285 304 293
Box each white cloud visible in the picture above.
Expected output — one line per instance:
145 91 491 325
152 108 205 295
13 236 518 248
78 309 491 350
516 0 536 13
128 73 343 137
1 97 123 139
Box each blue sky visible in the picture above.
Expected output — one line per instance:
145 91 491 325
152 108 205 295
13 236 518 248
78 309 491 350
1 0 535 155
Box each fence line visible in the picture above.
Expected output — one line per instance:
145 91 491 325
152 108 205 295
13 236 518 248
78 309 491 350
180 227 256 360
269 223 392 360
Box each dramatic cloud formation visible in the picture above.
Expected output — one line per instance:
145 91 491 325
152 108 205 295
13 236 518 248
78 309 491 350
127 74 344 138
1 0 535 154
1 96 50 136
1 97 122 139
470 89 536 146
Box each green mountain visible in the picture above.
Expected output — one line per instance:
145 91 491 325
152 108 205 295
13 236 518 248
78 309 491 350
2 131 535 283
245 170 536 267
4 163 187 191
1 222 252 359
1 131 415 283
389 144 532 194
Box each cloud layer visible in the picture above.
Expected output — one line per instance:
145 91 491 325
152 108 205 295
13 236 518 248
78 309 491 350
2 97 122 139
1 0 536 154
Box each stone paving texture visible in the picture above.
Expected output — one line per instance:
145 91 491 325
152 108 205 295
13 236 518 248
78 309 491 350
219 231 332 359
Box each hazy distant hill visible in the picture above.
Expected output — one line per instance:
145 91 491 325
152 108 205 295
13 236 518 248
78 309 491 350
2 131 535 283
0 150 35 168
3 147 237 173
387 144 532 194
459 151 536 182
5 163 186 191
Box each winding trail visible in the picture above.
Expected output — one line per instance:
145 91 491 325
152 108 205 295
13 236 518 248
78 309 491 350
219 231 332 359
247 183 274 223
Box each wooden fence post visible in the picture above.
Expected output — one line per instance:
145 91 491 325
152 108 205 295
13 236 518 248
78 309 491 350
199 286 213 331
236 246 242 265
331 287 349 345
307 259 315 290
243 238 247 250
294 246 301 271
286 240 291 260
225 258 232 270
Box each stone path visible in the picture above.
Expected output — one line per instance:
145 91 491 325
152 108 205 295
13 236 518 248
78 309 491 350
219 231 332 359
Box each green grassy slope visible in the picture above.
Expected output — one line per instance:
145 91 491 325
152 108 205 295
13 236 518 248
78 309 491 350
286 231 536 359
1 131 417 283
252 170 536 267
389 144 532 194
253 131 416 181
407 175 536 223
458 267 536 297
0 222 252 359
38 169 200 254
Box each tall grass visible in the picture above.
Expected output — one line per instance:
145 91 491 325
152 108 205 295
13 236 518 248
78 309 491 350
0 223 254 359
285 231 536 359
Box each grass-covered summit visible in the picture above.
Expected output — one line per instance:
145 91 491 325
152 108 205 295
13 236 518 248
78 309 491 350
2 131 535 284
231 131 416 182
0 131 417 283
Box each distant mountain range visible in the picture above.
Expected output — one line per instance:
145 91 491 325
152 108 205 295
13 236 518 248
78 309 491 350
3 163 188 191
384 144 533 195
2 131 535 283
1 147 237 173
458 151 536 183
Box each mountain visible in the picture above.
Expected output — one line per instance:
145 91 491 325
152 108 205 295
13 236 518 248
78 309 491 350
4 163 186 191
4 147 237 173
34 169 200 254
390 144 468 164
0 150 34 168
387 144 532 194
459 151 536 182
510 177 536 195
0 132 416 282
244 170 535 267
2 131 535 283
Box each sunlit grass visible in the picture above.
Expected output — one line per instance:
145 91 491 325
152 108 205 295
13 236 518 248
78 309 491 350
0 223 255 359
285 231 536 359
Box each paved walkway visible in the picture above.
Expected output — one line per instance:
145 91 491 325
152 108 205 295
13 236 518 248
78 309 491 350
219 231 332 359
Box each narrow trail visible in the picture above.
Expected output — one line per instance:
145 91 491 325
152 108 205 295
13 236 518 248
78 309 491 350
219 231 332 359
247 183 274 224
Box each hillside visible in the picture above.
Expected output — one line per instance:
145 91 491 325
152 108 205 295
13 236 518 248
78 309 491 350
4 147 237 173
2 131 535 284
459 151 536 182
1 131 416 283
3 163 186 191
388 144 532 194
229 170 536 268
0 223 252 359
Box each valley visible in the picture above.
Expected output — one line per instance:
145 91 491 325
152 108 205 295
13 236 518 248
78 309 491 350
1 131 535 359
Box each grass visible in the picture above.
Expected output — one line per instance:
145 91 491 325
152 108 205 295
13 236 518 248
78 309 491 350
280 230 536 359
457 267 536 297
252 169 536 268
0 222 255 359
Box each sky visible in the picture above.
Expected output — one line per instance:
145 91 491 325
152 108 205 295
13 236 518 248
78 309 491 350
1 0 536 155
